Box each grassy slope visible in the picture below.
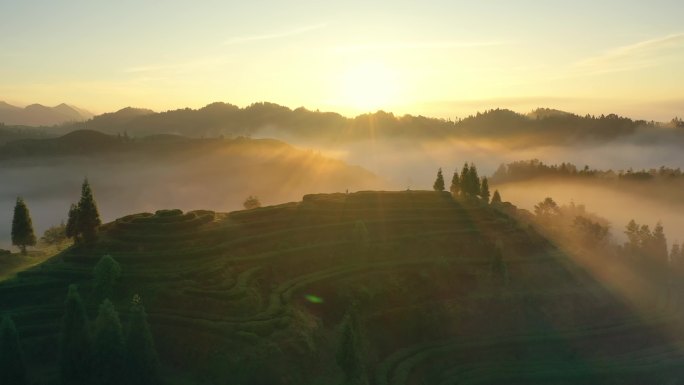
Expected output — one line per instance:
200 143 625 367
1 191 683 385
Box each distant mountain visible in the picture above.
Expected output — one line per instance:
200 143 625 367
55 102 668 147
0 101 93 126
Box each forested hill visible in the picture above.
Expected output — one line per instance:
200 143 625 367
49 102 684 147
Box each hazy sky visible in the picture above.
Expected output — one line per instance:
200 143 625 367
1 0 683 120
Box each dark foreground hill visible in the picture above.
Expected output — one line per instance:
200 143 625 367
1 191 684 384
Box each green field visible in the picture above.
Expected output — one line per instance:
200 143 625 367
1 190 682 384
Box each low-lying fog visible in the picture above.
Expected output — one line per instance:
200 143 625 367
2 133 683 251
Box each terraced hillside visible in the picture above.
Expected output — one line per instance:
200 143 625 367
1 191 684 384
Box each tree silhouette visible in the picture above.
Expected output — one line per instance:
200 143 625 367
491 190 502 205
77 179 102 244
92 300 126 385
59 284 92 385
433 168 445 191
243 195 261 210
93 255 121 302
11 197 36 255
469 164 481 197
66 203 81 243
459 162 470 196
336 309 367 385
125 295 161 385
0 316 28 385
480 177 490 203
449 170 460 196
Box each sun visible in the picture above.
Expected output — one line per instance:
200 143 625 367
336 61 401 112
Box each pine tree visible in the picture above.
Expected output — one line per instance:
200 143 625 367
336 309 367 385
491 190 502 205
433 168 445 191
59 285 92 385
77 179 101 244
449 170 460 196
125 295 161 385
93 255 122 302
459 163 470 196
652 222 668 265
469 164 481 197
11 197 36 255
480 177 490 203
92 300 125 385
66 203 81 243
0 316 29 385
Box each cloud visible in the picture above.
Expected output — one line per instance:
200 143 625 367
123 56 233 76
223 23 328 45
333 40 507 54
573 33 684 75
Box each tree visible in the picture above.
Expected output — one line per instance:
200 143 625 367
125 295 161 385
480 177 490 203
243 195 261 210
66 204 80 242
336 309 367 385
42 222 67 247
459 162 470 196
449 170 460 196
59 284 92 385
92 300 126 385
651 222 668 265
534 197 559 218
11 197 36 255
491 190 502 205
0 316 29 385
77 179 102 244
93 255 122 302
469 164 481 197
433 168 445 191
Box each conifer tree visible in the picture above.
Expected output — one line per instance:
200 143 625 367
336 309 367 385
77 179 101 244
93 255 122 302
469 164 481 196
433 168 445 191
125 295 161 385
11 197 36 255
60 284 92 385
92 300 125 385
652 222 668 265
480 177 491 203
450 170 460 196
0 316 29 385
459 162 470 196
491 190 502 205
66 203 80 243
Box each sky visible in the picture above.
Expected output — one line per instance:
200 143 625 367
1 0 683 120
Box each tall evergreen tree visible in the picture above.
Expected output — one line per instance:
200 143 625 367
433 168 445 191
480 177 491 203
66 203 80 243
0 316 29 385
11 197 36 255
93 255 122 302
92 300 125 385
652 222 668 265
77 179 101 244
449 170 460 196
59 284 92 385
469 164 481 197
125 296 161 385
336 309 367 385
491 190 502 205
459 162 470 196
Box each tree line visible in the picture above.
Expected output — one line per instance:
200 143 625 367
491 159 684 184
433 162 501 205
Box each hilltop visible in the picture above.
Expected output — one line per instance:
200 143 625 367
2 191 683 384
0 102 93 126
